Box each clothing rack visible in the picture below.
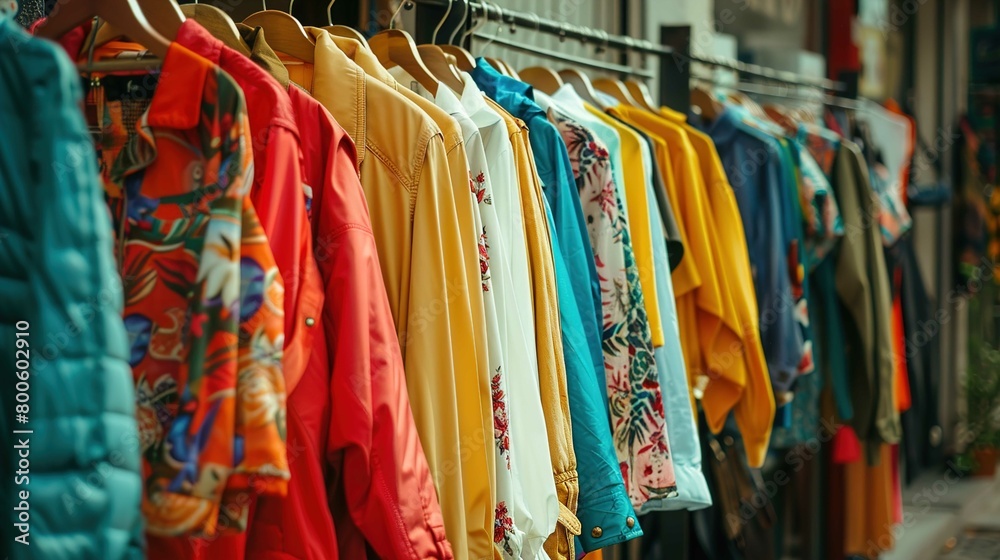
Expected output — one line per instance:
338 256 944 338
407 0 846 111
693 76 866 111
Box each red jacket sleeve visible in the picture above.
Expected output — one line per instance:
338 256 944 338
252 125 321 390
314 124 453 560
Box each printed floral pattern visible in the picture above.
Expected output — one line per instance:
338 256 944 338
467 150 522 557
797 126 845 267
494 501 515 556
479 228 492 291
98 63 289 537
491 367 511 468
548 108 677 506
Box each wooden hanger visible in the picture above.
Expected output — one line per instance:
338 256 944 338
593 78 640 107
418 44 464 93
624 79 659 112
501 60 521 81
520 66 563 95
369 30 439 95
690 83 723 122
411 0 462 93
440 45 476 71
181 4 250 56
243 2 315 63
367 0 439 94
484 56 509 76
92 0 184 48
439 0 484 72
326 25 368 47
728 90 767 120
321 0 368 48
764 104 797 134
36 0 171 59
558 68 605 108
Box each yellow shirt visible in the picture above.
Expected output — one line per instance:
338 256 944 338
288 30 495 558
661 108 776 467
490 98 582 560
581 105 666 347
611 105 772 467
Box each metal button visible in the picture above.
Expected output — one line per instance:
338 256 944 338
591 526 603 538
626 517 635 528
305 317 316 327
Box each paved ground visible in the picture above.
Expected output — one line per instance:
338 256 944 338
882 471 1000 560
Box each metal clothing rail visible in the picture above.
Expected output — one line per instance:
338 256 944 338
406 0 844 91
694 77 865 110
471 32 655 78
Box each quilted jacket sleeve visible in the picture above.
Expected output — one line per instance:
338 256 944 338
0 21 143 559
316 127 453 559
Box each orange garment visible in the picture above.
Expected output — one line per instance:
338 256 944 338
843 444 896 559
91 41 290 536
892 284 912 412
666 109 775 467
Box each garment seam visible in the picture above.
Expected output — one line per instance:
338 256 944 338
371 453 421 560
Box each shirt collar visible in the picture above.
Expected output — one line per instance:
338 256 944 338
459 72 502 129
388 66 467 118
551 83 586 110
316 29 398 86
307 28 366 167
89 40 211 131
471 57 544 124
237 24 291 89
175 19 224 66
532 88 555 111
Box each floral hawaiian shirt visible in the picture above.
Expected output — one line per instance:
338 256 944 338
797 125 845 268
547 109 678 506
90 42 289 537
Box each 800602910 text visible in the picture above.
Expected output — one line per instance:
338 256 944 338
12 320 32 547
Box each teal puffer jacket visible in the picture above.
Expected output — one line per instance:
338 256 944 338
0 18 143 560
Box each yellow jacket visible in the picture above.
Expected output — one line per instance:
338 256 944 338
660 108 776 467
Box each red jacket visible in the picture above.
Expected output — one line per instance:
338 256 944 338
281 83 452 560
177 22 451 558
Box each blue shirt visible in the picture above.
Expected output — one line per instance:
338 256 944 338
473 60 641 551
703 107 804 395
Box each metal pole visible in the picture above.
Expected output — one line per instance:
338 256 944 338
660 25 691 115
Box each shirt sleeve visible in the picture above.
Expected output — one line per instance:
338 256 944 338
405 135 495 560
734 142 802 394
317 131 453 560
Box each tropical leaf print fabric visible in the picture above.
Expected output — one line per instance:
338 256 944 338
797 126 845 268
547 108 678 507
97 56 290 537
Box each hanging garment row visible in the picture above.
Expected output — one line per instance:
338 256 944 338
2 1 934 559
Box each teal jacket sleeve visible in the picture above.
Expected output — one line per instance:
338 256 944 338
542 199 643 552
0 18 143 560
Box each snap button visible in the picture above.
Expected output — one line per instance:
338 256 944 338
305 317 316 327
626 517 635 528
591 526 603 538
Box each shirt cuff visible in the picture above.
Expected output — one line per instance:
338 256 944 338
574 486 643 552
